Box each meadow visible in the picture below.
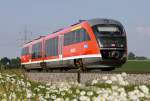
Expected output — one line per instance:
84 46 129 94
1 69 150 101
115 60 150 73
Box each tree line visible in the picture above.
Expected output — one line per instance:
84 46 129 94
0 57 21 70
128 52 148 60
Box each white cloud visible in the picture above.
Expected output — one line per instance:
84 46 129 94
136 26 150 35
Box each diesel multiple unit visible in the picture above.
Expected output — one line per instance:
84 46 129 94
21 18 127 71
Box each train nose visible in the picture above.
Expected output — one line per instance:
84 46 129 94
101 50 123 60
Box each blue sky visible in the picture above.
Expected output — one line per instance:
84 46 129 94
0 0 150 58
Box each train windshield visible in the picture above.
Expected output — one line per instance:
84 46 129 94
92 24 126 48
97 26 119 32
92 25 124 37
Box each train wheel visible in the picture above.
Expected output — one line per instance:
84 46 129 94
22 65 30 72
25 68 30 72
38 68 43 72
40 62 48 72
75 59 87 72
101 67 115 71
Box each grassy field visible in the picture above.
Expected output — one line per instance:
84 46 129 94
115 60 150 73
1 60 150 73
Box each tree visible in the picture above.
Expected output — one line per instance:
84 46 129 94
135 56 147 60
0 62 1 69
0 57 10 69
128 52 148 60
128 52 136 60
0 57 10 66
10 57 21 68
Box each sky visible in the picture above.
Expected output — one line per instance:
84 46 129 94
0 0 150 58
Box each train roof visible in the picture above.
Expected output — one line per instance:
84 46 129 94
87 18 123 27
23 36 45 47
22 18 123 47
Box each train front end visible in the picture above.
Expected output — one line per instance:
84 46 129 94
89 19 127 68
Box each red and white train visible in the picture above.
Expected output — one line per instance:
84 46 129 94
21 18 127 71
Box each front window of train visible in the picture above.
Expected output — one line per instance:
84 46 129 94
92 25 127 60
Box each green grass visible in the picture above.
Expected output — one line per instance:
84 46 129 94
115 60 150 73
0 69 25 76
1 60 150 73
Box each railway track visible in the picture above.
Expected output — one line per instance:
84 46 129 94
24 68 150 74
25 71 150 85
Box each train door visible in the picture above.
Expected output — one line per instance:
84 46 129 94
58 35 63 60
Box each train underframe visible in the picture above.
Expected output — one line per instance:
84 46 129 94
22 49 126 72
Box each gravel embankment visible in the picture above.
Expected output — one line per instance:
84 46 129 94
25 72 150 85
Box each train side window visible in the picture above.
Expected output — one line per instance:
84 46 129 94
64 32 75 46
21 47 29 56
32 42 42 59
75 29 82 42
45 37 58 57
78 28 90 42
84 29 90 41
64 28 90 46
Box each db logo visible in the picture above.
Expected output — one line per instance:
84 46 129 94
70 48 76 53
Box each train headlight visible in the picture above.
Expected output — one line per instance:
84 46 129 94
120 44 123 47
111 51 120 59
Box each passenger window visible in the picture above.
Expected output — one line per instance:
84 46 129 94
21 47 29 56
45 37 58 57
64 28 90 46
32 42 42 59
